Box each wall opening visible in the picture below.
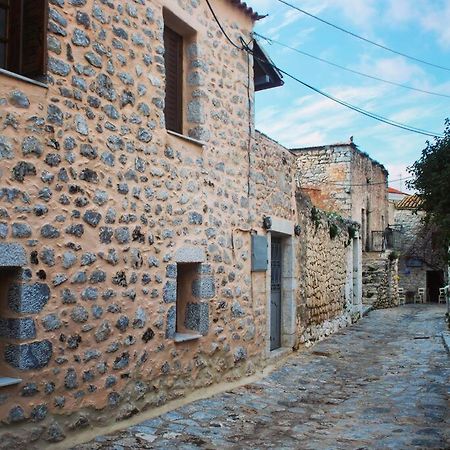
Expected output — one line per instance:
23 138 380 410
176 263 200 335
426 270 444 303
266 219 297 355
0 267 23 385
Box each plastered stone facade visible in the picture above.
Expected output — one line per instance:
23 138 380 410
0 2 369 446
0 0 270 446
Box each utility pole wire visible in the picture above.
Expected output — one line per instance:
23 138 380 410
275 0 450 71
205 0 444 137
253 32 450 99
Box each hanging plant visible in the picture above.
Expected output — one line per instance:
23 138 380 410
311 206 321 230
329 222 339 239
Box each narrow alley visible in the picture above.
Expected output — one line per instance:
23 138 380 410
72 304 449 450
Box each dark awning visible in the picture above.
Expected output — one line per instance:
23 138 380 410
253 40 284 92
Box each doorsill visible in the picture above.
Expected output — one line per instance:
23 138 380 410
269 347 292 360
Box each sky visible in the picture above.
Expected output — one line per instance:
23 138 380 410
250 0 450 192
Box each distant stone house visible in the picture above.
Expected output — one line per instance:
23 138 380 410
393 194 448 303
0 0 365 446
291 140 398 310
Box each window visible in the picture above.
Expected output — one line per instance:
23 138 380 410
0 0 48 80
163 25 183 134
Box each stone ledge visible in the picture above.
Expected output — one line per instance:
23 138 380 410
167 130 206 147
174 333 202 343
0 68 48 89
0 377 22 388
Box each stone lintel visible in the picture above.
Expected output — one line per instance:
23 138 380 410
174 247 205 263
0 243 27 267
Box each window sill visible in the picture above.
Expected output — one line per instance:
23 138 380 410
174 332 202 343
0 377 22 388
0 69 48 89
167 129 206 147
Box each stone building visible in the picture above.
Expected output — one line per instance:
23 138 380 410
291 140 398 309
393 194 448 303
0 1 364 446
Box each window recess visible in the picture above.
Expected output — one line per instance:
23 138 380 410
0 0 48 80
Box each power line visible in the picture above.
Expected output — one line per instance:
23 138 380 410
253 32 450 99
275 0 450 72
254 52 444 137
205 0 444 137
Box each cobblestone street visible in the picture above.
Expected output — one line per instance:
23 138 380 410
74 305 449 450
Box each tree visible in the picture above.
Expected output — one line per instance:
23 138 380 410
408 119 450 248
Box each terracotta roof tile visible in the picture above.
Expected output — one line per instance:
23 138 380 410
228 0 265 20
388 187 407 194
396 194 424 210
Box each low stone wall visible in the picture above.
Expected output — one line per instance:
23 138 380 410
362 252 399 309
295 193 361 346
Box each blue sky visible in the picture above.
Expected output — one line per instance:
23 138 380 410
250 0 450 192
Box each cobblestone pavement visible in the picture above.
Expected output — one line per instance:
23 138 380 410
74 305 449 449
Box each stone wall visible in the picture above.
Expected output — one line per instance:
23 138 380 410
295 193 362 346
394 208 447 301
293 143 389 252
0 0 270 446
362 252 399 309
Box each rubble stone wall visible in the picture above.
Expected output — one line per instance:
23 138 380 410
295 193 361 346
293 144 388 251
362 252 399 309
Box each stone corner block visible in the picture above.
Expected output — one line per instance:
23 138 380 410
184 302 209 335
165 305 176 339
8 283 50 314
174 247 205 263
192 276 215 299
0 317 36 340
5 340 53 370
162 280 177 303
0 243 27 267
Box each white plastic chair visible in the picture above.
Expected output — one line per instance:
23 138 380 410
415 288 425 304
438 287 446 304
398 288 406 305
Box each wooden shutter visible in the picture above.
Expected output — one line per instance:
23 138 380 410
7 0 21 73
21 0 47 78
164 26 182 134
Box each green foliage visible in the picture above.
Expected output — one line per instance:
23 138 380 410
329 222 339 239
311 207 321 230
408 119 450 247
388 251 399 261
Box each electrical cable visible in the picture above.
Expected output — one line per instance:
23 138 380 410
205 0 244 50
248 42 444 138
275 0 450 72
205 0 444 137
253 32 450 99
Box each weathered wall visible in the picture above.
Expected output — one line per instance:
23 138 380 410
362 252 399 309
0 0 270 446
394 208 447 301
295 193 361 346
293 143 389 252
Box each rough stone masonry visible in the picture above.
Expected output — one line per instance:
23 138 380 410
0 1 368 447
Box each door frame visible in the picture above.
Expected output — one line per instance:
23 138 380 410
266 218 297 356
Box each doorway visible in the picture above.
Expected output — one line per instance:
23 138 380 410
270 237 282 351
426 270 444 303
